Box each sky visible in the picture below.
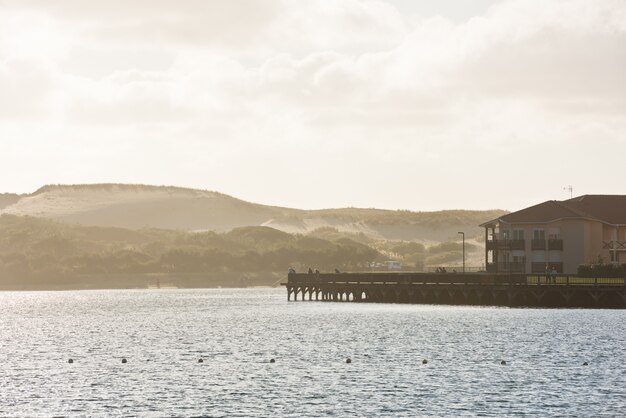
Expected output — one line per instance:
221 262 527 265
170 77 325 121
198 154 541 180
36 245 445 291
0 0 624 212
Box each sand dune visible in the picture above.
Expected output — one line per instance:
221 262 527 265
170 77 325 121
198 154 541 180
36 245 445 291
0 193 21 210
2 184 284 231
0 184 505 241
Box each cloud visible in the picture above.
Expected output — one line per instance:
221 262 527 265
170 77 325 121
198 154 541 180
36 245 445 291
2 0 405 55
0 59 59 120
0 0 624 210
65 70 193 126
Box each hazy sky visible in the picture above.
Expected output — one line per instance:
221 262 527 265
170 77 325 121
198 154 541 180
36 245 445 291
0 0 624 211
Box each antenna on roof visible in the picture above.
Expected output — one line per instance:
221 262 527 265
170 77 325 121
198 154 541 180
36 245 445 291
563 185 573 199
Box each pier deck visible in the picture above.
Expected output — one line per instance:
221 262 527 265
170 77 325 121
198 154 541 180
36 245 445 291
283 272 626 308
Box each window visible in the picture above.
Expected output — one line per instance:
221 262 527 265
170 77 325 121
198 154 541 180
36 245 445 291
512 229 524 240
548 228 560 240
533 229 545 240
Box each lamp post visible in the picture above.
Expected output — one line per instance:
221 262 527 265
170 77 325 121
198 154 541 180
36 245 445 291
458 231 465 273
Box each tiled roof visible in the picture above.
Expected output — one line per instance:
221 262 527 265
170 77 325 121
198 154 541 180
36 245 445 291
481 195 626 226
563 195 626 224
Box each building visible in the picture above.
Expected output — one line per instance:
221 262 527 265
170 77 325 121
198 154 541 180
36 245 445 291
481 195 626 274
385 260 402 270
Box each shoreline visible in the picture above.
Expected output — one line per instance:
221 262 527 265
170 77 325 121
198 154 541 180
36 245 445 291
0 285 279 292
0 272 284 292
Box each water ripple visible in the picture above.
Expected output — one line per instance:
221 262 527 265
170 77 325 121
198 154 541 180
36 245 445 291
0 289 624 416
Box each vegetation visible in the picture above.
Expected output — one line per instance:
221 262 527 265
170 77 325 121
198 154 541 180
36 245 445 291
307 227 373 245
307 208 505 227
577 263 626 278
0 193 20 210
365 237 478 270
0 209 486 288
0 215 379 279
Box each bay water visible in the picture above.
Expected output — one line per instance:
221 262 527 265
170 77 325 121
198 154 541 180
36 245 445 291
0 288 624 417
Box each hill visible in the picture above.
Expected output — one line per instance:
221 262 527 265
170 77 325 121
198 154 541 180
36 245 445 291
0 184 506 242
1 184 284 232
0 193 21 210
0 215 379 289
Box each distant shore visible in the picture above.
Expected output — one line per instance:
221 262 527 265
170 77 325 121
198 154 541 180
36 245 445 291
0 272 283 291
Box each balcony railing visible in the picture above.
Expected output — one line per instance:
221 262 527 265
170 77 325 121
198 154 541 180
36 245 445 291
602 240 626 250
486 261 526 273
531 262 563 274
548 239 563 251
486 239 525 251
531 239 546 250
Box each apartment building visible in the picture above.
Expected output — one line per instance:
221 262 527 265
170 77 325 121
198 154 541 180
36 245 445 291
481 195 626 274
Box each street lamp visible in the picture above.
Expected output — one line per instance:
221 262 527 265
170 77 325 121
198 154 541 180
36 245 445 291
458 231 465 273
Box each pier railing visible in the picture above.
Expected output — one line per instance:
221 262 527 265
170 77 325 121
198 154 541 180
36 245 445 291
526 275 625 286
287 272 626 287
284 272 626 307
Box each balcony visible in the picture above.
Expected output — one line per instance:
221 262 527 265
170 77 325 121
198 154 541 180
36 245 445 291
531 239 546 250
486 239 525 251
548 239 563 251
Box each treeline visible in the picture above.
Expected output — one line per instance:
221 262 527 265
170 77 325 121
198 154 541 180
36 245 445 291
307 227 478 268
379 240 478 268
0 215 379 278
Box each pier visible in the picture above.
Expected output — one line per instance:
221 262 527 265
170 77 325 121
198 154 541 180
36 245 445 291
284 272 626 308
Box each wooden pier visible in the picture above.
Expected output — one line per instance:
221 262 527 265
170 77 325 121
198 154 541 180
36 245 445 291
283 272 626 308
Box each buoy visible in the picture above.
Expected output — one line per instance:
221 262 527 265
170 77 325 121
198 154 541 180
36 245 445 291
422 359 428 365
501 360 507 365
270 358 275 363
121 358 127 364
346 358 352 364
68 359 74 364
582 362 588 366
198 358 204 363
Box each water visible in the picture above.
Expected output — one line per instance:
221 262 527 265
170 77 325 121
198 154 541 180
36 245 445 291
0 288 625 417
